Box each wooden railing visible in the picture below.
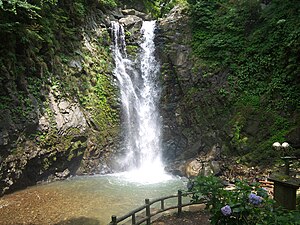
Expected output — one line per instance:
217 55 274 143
108 190 204 225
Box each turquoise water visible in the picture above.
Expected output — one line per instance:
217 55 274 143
0 174 187 225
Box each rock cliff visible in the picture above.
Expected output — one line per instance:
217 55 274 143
0 4 158 196
0 6 123 195
156 4 299 177
0 1 299 194
156 6 229 165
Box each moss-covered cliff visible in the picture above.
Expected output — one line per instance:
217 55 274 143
156 0 299 170
0 0 167 195
0 0 123 195
0 0 299 194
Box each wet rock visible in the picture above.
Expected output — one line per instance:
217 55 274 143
167 144 222 178
121 9 150 20
69 59 83 71
165 160 187 177
211 160 221 175
0 136 87 195
156 5 194 161
156 4 232 168
55 169 70 179
111 8 124 19
184 159 219 178
185 159 202 178
119 15 143 29
0 9 121 196
121 9 136 15
38 116 50 132
48 92 87 134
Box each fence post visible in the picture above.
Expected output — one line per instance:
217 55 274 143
145 198 151 225
178 190 182 215
131 213 136 225
161 199 165 210
111 215 117 225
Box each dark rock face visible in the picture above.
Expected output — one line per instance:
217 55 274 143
286 127 300 149
1 2 298 195
1 138 86 194
156 6 229 166
0 9 122 195
156 5 300 172
0 91 90 195
155 6 191 163
0 6 154 196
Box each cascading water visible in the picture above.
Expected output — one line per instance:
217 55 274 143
0 21 187 225
112 21 171 183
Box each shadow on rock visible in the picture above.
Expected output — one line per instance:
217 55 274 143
55 217 101 225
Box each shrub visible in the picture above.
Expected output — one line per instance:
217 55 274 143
190 175 300 225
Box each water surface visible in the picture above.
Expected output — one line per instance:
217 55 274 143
0 20 182 225
0 174 186 225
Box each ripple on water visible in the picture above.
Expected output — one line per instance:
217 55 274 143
0 174 186 225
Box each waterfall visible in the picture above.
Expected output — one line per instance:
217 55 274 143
112 21 170 183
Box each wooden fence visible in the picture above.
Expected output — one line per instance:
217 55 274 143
108 190 204 225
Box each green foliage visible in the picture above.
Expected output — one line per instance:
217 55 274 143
188 0 300 165
0 0 41 17
188 0 300 111
142 0 160 18
98 0 117 8
0 0 58 36
119 0 188 18
228 107 296 164
0 0 120 162
0 96 12 110
73 1 86 18
159 0 188 16
0 0 91 118
190 175 300 225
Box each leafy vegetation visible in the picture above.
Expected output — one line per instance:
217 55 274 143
0 0 122 168
188 0 300 164
189 0 300 110
118 0 187 18
0 0 298 170
99 0 117 8
0 0 190 144
190 175 300 224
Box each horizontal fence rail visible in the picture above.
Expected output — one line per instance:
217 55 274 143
108 190 205 225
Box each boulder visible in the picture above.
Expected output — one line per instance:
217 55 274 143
184 158 221 178
166 144 222 178
121 9 136 15
122 9 150 20
55 168 71 180
111 8 124 19
165 160 187 177
185 159 202 178
119 15 143 29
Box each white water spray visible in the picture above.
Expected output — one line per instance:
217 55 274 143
112 21 171 183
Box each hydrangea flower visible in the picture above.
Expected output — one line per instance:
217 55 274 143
249 193 263 205
221 205 232 216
